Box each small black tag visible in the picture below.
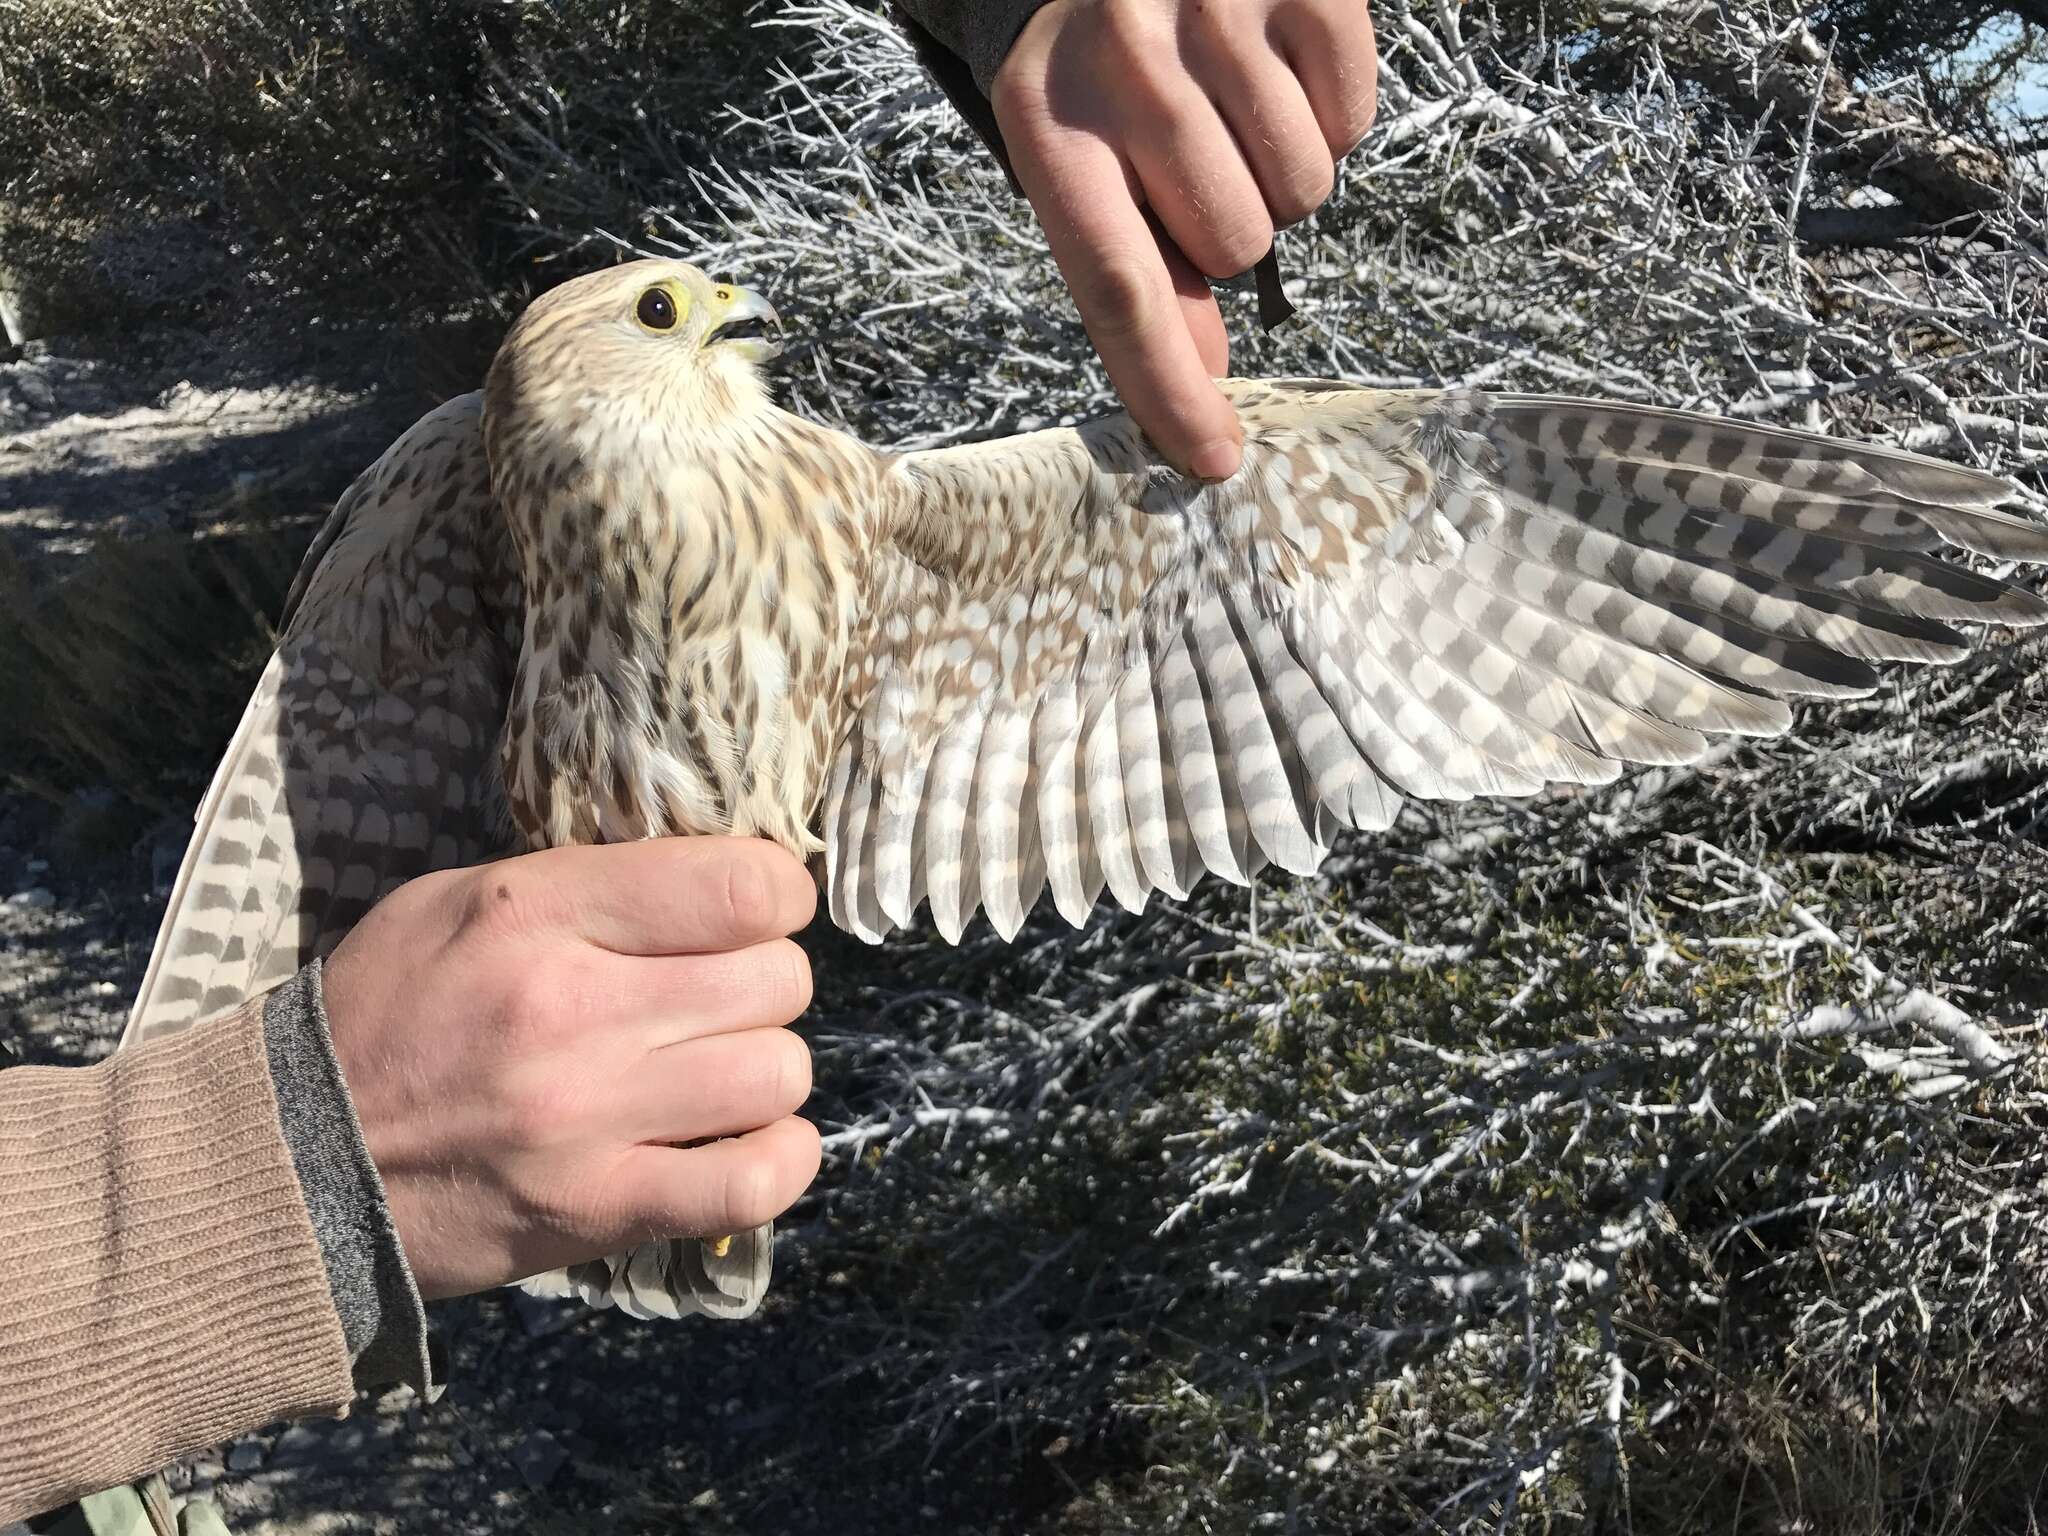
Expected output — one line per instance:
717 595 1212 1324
1252 247 1296 331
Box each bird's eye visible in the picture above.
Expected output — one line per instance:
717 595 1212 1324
636 285 681 332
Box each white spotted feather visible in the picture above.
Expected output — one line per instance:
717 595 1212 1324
125 395 519 1048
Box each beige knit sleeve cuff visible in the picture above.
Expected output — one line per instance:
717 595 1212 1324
0 996 355 1523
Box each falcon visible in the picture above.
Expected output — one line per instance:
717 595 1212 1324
125 258 2048 1320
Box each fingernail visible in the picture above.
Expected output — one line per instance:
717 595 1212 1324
1192 438 1241 483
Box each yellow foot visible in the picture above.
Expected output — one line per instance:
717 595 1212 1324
709 1234 733 1259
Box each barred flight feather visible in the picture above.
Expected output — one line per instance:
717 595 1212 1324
123 397 520 1049
842 385 2048 941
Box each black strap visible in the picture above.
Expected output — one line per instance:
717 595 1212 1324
1252 248 1295 329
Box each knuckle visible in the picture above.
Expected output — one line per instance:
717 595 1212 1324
1337 81 1378 153
1126 56 1185 113
548 951 617 1034
1275 155 1336 226
990 66 1052 133
787 1119 823 1184
723 1155 784 1230
1205 213 1275 277
498 1065 576 1152
784 856 819 930
522 1171 590 1237
717 850 777 941
528 1165 638 1249
1102 0 1165 53
731 1029 813 1119
771 1030 814 1111
496 962 574 1049
1074 254 1156 339
772 939 814 1022
693 939 812 1034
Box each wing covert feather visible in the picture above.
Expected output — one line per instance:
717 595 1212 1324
828 384 2047 942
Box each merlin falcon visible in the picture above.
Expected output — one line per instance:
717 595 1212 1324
124 258 2048 1320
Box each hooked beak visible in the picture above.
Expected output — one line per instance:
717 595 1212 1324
707 285 783 362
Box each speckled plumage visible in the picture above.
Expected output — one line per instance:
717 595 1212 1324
124 259 2048 1321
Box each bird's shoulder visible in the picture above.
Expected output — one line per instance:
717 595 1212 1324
282 392 521 667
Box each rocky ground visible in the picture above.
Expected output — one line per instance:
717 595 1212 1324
0 347 404 574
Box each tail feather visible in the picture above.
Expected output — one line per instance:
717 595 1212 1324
520 1224 774 1322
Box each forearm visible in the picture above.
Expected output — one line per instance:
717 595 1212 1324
0 995 355 1522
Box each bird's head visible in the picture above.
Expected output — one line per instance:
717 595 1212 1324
483 258 784 498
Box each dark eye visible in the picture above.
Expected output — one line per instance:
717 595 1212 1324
636 286 678 331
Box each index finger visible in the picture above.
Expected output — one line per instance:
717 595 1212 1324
501 837 817 955
1016 133 1244 481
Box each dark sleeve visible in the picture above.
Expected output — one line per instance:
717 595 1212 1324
261 961 436 1400
891 0 1055 97
889 1 1038 195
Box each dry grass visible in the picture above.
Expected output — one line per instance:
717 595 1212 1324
0 510 307 843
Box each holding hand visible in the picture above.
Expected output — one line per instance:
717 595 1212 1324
992 0 1377 481
321 838 821 1300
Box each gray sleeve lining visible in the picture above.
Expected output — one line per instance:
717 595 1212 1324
260 960 436 1399
893 0 1055 95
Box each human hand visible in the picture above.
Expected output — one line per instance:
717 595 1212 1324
991 0 1377 481
320 837 820 1300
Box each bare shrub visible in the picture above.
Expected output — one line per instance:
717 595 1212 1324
592 4 2045 1528
0 0 756 375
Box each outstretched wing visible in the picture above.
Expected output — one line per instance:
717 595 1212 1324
123 394 523 1048
825 384 2048 943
